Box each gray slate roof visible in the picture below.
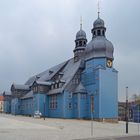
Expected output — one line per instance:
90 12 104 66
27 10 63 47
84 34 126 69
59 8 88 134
48 58 81 94
35 81 52 86
85 36 114 60
25 61 68 86
21 91 33 99
3 91 11 96
74 82 87 93
13 84 30 90
23 57 82 95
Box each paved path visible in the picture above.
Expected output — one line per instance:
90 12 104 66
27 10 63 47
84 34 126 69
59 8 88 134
0 114 140 140
75 135 140 140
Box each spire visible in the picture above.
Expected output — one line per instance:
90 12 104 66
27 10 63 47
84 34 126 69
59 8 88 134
80 16 82 30
97 0 100 18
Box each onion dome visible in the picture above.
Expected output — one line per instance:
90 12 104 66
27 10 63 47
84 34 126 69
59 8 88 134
76 29 86 40
93 17 104 28
85 36 114 60
85 15 114 60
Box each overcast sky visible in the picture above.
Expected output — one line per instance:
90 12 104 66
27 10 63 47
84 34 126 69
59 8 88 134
0 0 140 101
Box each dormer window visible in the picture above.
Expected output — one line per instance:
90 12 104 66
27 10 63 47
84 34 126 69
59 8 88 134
55 84 57 89
33 86 38 93
51 84 55 90
39 86 44 92
58 72 63 79
36 76 40 79
59 83 63 88
49 70 53 75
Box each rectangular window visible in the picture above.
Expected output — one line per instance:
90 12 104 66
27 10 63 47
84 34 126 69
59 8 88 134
55 84 57 89
59 83 63 88
68 92 72 98
97 30 101 36
68 103 72 109
34 86 38 92
81 94 87 99
39 86 44 92
49 95 57 109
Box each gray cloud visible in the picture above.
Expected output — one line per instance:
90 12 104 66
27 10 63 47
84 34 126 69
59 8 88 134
0 0 140 101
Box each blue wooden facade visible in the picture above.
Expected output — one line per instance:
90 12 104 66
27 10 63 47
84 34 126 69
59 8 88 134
11 98 20 115
3 15 118 121
4 100 11 113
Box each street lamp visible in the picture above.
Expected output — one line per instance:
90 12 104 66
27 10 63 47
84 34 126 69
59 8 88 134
125 86 128 134
138 100 140 132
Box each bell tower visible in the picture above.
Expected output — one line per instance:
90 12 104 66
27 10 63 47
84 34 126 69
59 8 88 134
73 18 87 62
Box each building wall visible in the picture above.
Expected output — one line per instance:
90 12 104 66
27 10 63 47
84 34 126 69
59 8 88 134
11 98 20 115
0 101 4 112
131 105 140 123
99 68 118 119
63 91 75 118
48 93 63 118
8 58 118 119
81 58 105 119
4 100 11 113
78 93 88 118
33 93 49 116
81 58 118 119
20 98 33 116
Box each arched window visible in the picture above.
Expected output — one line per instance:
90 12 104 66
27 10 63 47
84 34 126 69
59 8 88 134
97 30 101 36
76 42 78 46
79 41 82 46
102 30 105 36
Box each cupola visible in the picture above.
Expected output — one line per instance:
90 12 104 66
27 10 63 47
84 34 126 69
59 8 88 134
74 19 87 62
85 12 114 60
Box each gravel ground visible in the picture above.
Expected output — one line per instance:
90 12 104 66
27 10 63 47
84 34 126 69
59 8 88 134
0 113 140 140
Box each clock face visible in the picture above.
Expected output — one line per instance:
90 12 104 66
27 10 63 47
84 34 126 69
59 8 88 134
107 60 112 68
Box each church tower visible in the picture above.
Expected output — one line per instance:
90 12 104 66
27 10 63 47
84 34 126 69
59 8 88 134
85 13 114 67
81 3 118 121
73 19 87 62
